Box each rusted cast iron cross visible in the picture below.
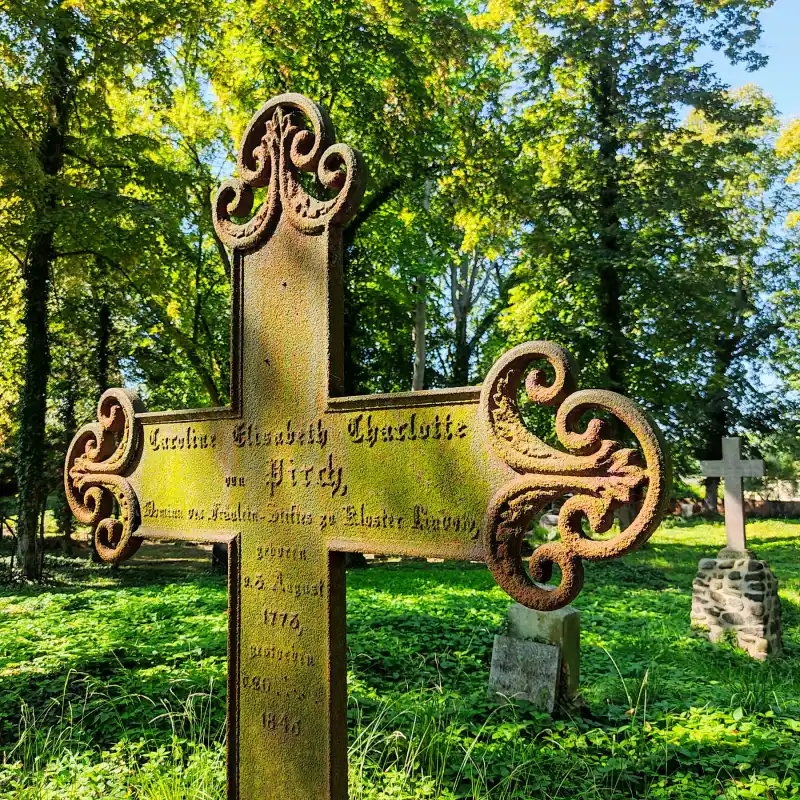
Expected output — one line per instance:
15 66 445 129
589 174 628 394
65 94 670 800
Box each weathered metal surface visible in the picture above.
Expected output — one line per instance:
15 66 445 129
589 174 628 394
65 388 145 562
64 93 672 800
479 342 672 610
213 93 366 250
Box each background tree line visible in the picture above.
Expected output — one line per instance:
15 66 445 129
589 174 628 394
2 0 800 578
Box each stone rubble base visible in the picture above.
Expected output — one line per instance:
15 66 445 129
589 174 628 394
691 554 782 661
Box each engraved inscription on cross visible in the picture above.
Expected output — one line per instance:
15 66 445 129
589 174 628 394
700 437 764 553
64 95 671 800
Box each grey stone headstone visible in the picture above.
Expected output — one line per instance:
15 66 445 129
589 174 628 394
540 513 560 531
506 602 580 698
488 635 561 713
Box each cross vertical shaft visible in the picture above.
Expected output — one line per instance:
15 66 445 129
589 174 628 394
234 216 347 799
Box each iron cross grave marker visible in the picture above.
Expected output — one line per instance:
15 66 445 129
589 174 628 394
65 94 671 800
700 436 763 553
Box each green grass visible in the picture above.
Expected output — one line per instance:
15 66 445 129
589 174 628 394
0 520 799 799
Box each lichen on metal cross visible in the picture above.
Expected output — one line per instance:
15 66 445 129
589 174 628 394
64 93 672 800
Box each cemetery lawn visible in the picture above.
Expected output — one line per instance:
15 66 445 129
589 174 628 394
1 520 799 800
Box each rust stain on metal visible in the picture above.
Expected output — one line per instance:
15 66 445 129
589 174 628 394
64 93 672 800
213 93 366 251
479 342 671 610
65 388 145 562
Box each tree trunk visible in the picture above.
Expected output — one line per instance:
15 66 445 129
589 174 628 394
448 248 474 388
16 228 54 579
699 317 744 514
593 59 626 394
698 267 748 514
38 497 47 575
412 180 433 391
15 13 74 580
704 477 720 515
411 274 426 390
452 309 469 386
699 391 729 515
209 200 233 283
187 344 222 405
96 298 111 396
699 381 727 515
597 256 624 392
53 378 77 552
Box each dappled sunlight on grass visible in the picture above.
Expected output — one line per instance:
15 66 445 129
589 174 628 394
0 521 798 798
344 521 800 798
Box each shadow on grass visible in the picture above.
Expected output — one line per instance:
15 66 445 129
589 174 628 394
0 559 225 598
2 529 799 757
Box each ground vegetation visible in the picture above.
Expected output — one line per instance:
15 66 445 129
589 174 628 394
0 520 798 799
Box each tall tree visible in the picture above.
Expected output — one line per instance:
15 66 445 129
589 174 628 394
678 88 797 509
495 0 777 445
0 0 200 577
0 261 22 501
14 2 75 577
773 115 800 396
206 0 509 392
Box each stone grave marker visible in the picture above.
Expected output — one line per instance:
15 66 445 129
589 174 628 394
700 436 763 554
489 602 580 711
692 437 782 659
64 94 671 800
489 636 562 713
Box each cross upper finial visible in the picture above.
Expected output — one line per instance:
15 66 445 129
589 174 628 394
213 93 366 253
700 436 764 553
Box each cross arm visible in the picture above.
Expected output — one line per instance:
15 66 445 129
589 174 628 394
701 437 765 481
323 387 508 562
323 342 671 610
65 341 671 612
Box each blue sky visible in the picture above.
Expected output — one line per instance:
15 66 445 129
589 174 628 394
704 0 799 119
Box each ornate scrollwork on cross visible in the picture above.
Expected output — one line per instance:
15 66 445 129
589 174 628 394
64 389 145 563
213 93 367 251
479 342 671 611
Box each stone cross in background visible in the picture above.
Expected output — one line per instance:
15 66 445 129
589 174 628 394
700 436 763 554
693 437 780 660
64 94 670 800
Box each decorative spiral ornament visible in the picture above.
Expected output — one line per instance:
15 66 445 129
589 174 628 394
212 93 367 251
479 342 671 610
64 389 145 564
